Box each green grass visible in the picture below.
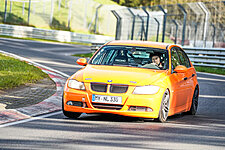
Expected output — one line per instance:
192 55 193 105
195 66 225 75
0 53 48 90
93 0 117 5
72 52 94 58
0 0 118 36
149 35 174 44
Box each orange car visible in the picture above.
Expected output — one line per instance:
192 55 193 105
62 40 199 122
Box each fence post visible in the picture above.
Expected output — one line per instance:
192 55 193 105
198 2 210 48
94 4 102 34
137 15 145 40
50 0 54 26
58 0 61 11
193 22 198 47
172 20 178 44
43 0 45 13
68 0 72 29
142 7 150 41
83 0 88 29
22 2 25 15
10 0 12 13
28 0 31 25
33 2 35 14
127 8 135 40
154 18 160 42
158 5 167 43
219 25 225 42
111 10 121 40
177 4 187 46
211 23 216 48
4 0 8 23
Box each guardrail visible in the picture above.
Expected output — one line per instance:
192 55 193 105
0 23 224 69
0 24 114 44
183 47 225 69
91 43 225 69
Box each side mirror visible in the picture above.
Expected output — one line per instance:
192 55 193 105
76 58 87 66
174 65 187 73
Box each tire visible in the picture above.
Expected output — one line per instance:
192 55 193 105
62 97 81 119
187 86 199 115
158 89 170 123
63 110 81 119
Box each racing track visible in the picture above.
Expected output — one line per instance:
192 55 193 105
0 37 225 149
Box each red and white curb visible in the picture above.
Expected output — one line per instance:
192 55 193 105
0 50 69 125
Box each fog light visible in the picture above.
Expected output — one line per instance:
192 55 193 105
146 107 153 112
129 106 153 112
129 106 137 111
66 101 82 107
66 101 73 106
136 107 146 112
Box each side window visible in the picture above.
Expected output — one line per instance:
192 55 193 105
176 49 191 68
171 48 181 70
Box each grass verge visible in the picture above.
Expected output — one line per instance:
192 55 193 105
72 52 94 58
195 66 225 75
0 53 48 90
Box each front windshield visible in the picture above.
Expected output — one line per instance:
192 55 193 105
90 45 169 70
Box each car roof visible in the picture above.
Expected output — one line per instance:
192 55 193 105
106 40 172 50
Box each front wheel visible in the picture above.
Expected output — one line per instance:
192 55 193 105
63 110 81 119
187 86 199 115
62 96 81 119
158 89 170 123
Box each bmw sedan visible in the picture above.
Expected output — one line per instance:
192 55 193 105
62 40 199 122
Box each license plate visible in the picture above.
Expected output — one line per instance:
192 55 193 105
92 94 122 104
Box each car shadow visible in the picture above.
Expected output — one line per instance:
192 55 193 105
63 112 195 124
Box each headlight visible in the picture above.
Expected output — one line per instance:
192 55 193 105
133 85 160 95
68 79 85 90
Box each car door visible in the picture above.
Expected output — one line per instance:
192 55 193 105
176 48 196 110
170 47 191 113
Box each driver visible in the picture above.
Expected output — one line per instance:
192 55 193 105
151 54 163 69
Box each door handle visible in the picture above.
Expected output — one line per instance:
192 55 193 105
184 77 188 80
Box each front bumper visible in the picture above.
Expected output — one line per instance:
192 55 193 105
63 86 165 119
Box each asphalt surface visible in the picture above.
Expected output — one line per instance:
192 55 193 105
0 37 225 150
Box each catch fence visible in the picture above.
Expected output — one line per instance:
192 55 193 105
112 1 225 48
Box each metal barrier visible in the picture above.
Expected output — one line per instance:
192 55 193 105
91 42 225 69
183 47 225 69
0 22 223 69
0 24 114 43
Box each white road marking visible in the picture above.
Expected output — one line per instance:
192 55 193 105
199 95 225 99
32 58 83 69
197 77 225 82
0 111 62 128
197 71 225 78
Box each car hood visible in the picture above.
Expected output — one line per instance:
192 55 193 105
74 65 168 86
